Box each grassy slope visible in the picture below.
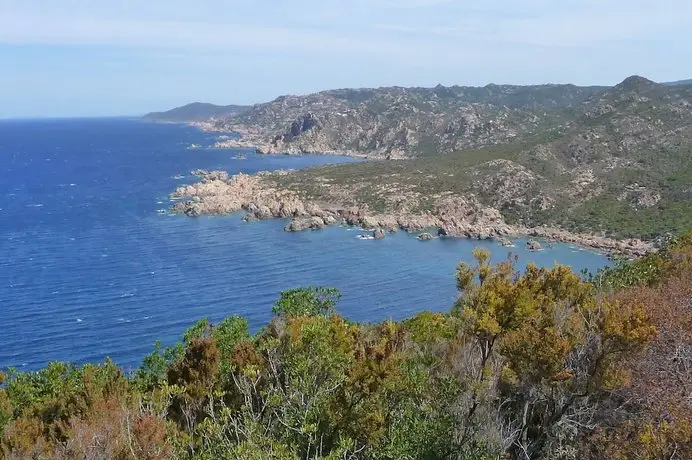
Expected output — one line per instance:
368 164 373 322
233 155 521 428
271 128 692 239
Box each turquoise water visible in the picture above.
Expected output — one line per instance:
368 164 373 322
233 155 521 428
0 118 610 372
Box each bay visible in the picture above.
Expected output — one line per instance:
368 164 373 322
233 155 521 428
0 118 609 372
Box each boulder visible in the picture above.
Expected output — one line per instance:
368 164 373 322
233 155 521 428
309 216 325 229
361 216 380 229
243 214 259 222
322 215 338 225
477 228 492 240
185 207 200 217
373 228 386 239
284 217 324 232
499 237 514 247
305 202 325 217
255 205 273 219
418 232 434 241
267 200 282 216
526 239 542 251
283 200 307 217
437 227 449 237
344 213 361 226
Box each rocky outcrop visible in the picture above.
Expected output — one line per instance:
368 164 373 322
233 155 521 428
199 83 609 158
171 169 654 257
499 238 515 247
418 233 434 241
522 227 651 257
284 217 326 232
526 239 543 251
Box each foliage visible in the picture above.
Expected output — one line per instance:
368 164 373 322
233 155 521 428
2 238 691 460
265 82 692 240
272 286 342 318
588 229 692 290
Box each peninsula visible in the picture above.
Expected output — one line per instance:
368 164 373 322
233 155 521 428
168 76 692 255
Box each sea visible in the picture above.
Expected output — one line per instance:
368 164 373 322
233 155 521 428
0 118 610 372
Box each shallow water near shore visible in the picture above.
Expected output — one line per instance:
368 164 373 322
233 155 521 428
0 118 610 372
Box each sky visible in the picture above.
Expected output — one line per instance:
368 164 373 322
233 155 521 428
1 0 691 118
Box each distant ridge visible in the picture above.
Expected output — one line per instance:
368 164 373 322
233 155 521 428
664 78 692 86
143 102 249 122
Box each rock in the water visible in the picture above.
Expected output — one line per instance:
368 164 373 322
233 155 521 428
243 214 259 222
373 228 386 239
284 220 302 232
285 217 325 232
526 239 542 251
418 232 434 241
499 237 514 247
437 227 449 237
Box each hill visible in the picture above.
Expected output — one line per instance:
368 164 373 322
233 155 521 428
143 102 249 122
268 77 692 239
173 76 692 242
207 83 607 157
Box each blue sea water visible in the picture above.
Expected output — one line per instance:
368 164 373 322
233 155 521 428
0 118 610 372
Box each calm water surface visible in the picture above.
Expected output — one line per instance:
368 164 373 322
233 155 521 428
0 119 610 371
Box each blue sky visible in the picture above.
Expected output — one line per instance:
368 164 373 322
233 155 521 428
1 0 690 118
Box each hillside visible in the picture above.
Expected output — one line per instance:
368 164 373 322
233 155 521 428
267 77 692 239
143 102 249 122
173 77 692 242
207 83 607 157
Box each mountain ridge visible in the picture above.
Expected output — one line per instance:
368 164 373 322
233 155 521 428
171 75 692 241
204 82 610 157
143 102 249 122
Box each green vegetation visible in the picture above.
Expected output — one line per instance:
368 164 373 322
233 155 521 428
588 230 692 289
3 233 691 459
562 196 692 239
259 79 692 240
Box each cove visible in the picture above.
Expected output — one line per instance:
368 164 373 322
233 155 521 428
0 118 610 371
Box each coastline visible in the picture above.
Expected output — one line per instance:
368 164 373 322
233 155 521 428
189 121 377 159
170 169 654 258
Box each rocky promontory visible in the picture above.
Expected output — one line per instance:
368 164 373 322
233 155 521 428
170 169 653 257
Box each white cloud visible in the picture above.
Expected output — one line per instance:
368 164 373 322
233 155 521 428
1 0 690 117
2 0 689 51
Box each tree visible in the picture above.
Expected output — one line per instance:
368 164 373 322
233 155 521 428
452 248 656 459
273 287 341 318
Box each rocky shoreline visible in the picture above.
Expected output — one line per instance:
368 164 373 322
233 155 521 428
170 170 654 257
